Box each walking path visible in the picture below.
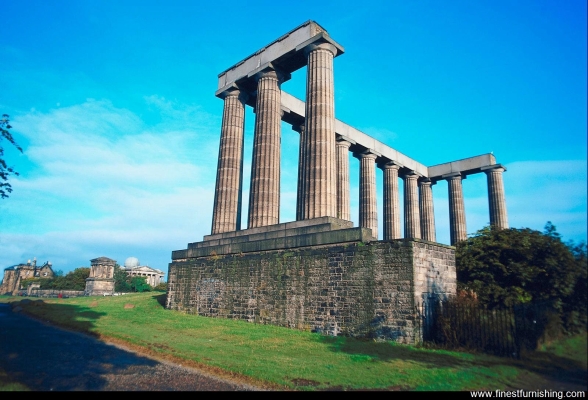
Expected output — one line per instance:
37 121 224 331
0 303 261 391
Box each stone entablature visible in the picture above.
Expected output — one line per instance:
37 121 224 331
167 240 456 344
0 258 54 295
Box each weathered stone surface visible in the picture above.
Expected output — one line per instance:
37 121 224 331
402 172 421 239
248 68 284 228
359 151 378 238
167 240 456 343
382 163 401 240
446 173 467 245
483 165 509 230
419 179 436 242
300 43 338 220
85 257 115 296
336 138 352 221
211 89 247 234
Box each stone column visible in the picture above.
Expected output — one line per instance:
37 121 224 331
403 172 421 239
301 42 338 219
336 138 352 221
359 151 378 238
211 88 247 234
446 173 467 245
293 123 305 221
248 68 283 228
382 163 401 240
419 179 436 242
483 165 509 229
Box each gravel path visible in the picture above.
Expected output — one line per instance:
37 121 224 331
0 303 263 391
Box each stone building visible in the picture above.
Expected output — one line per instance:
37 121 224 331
123 257 165 287
0 258 55 295
84 257 116 296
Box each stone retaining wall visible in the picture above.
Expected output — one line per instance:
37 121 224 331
166 239 456 344
29 289 86 298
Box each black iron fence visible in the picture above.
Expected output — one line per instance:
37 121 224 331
418 299 558 358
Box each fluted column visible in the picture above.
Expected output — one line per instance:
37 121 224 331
211 88 247 234
447 173 467 245
359 151 378 238
248 69 283 228
382 163 401 240
403 172 421 239
294 123 305 221
484 165 508 229
336 138 352 221
301 42 338 219
419 179 436 242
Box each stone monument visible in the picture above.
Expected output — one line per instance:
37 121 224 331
84 256 116 296
166 21 509 343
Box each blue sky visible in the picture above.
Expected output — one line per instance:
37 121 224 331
1 0 586 276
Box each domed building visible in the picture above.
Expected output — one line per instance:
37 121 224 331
123 257 165 287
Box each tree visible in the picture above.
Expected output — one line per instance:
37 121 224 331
129 276 151 293
41 267 90 291
456 223 587 333
113 264 131 292
0 114 23 199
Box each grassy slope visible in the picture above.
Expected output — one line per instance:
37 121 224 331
1 293 586 391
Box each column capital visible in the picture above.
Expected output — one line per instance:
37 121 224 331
357 150 379 161
481 164 507 174
381 161 401 172
354 149 380 160
336 140 352 150
336 134 355 146
302 42 338 57
418 178 434 187
249 63 291 85
401 170 422 179
443 172 466 181
219 87 249 103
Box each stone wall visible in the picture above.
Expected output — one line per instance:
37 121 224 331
29 289 86 298
166 239 455 344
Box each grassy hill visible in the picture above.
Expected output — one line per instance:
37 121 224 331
1 293 586 391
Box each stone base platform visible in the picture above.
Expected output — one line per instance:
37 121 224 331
166 239 457 343
171 217 375 260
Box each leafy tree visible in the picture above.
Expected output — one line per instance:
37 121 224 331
130 276 151 292
113 264 131 292
41 267 90 291
0 114 23 199
456 223 587 333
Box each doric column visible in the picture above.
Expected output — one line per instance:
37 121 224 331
382 163 401 240
483 165 509 229
419 178 436 242
248 68 284 228
359 151 378 238
300 42 338 219
211 88 247 234
293 123 305 221
403 172 421 239
446 173 467 245
336 137 353 221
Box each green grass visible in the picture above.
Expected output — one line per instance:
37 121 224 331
1 294 586 391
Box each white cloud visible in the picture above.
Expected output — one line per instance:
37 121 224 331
0 98 220 274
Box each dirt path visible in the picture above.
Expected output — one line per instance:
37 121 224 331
0 303 264 391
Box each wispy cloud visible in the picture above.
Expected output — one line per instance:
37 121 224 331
0 98 220 273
